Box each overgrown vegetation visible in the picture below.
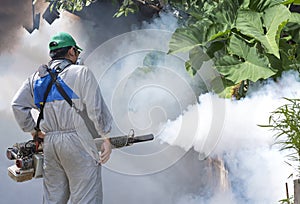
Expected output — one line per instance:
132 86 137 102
168 0 300 98
260 98 300 176
260 98 300 204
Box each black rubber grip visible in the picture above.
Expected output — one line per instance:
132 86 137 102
109 134 154 148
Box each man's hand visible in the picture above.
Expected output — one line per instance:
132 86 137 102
100 138 112 164
31 130 45 139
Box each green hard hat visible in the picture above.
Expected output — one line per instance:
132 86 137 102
49 32 82 51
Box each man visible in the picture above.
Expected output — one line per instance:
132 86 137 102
11 32 112 204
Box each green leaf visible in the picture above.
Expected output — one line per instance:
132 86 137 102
114 10 125 18
169 23 230 55
228 34 251 59
262 4 290 56
169 0 240 54
281 0 300 5
85 0 92 6
247 0 285 12
168 25 204 54
206 0 240 41
236 10 264 38
282 0 295 4
189 10 205 21
236 5 291 58
211 77 235 98
266 53 282 74
207 24 231 42
215 47 276 83
189 46 210 71
289 12 300 25
217 85 234 98
214 0 240 25
206 41 225 59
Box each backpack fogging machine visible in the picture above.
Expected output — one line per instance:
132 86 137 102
6 130 154 182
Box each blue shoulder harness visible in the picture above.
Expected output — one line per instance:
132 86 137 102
34 69 79 109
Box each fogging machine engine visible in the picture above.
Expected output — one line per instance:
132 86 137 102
7 138 44 182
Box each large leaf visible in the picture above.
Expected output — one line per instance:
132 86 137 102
245 0 285 12
169 25 231 55
183 46 211 76
181 40 226 76
236 5 290 58
183 39 226 76
169 0 239 54
188 46 210 72
228 34 251 59
214 0 240 25
236 10 264 38
262 4 290 55
168 22 209 54
207 0 240 41
215 47 276 83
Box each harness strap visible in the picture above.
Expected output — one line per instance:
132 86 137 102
52 77 100 139
35 60 71 131
35 61 101 139
35 69 57 131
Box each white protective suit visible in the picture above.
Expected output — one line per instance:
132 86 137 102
11 59 112 204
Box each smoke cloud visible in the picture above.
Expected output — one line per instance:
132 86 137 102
159 71 299 203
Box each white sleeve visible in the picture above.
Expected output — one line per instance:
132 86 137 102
11 76 37 133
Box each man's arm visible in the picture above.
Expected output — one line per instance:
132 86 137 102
80 67 113 136
79 67 113 163
11 77 37 134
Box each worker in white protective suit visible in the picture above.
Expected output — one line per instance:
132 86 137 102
11 32 113 204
